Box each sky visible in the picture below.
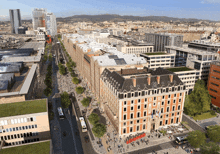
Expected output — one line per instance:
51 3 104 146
1 0 220 21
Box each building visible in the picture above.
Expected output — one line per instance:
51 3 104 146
32 8 47 30
207 61 220 108
100 67 187 137
166 67 200 94
145 33 183 52
140 52 175 69
165 46 219 82
17 26 28 34
9 9 22 34
0 99 50 149
46 13 57 36
188 40 220 52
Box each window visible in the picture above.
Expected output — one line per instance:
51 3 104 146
137 120 140 123
180 93 182 96
131 93 134 97
138 99 141 103
168 101 170 104
153 102 156 106
179 99 181 102
131 113 134 119
123 128 126 134
176 118 179 123
16 127 18 131
161 108 164 113
167 107 169 112
172 106 175 111
211 82 219 87
154 97 156 100
144 111 147 116
171 119 173 124
210 95 216 99
168 95 170 98
178 105 181 110
124 115 126 120
174 94 176 97
165 120 168 125
130 121 133 124
162 101 164 105
160 121 162 126
137 112 140 118
213 70 220 73
145 98 147 102
14 119 17 124
130 127 133 132
143 124 146 129
144 104 147 108
177 112 180 115
162 96 165 99
124 94 127 98
173 100 176 103
123 122 126 126
137 126 139 131
124 101 127 105
30 117 33 121
138 105 140 110
131 100 134 104
172 113 174 116
35 125 37 128
210 88 217 93
138 92 141 96
124 108 126 112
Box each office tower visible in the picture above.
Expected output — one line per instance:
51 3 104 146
32 8 47 30
46 13 57 36
9 9 22 34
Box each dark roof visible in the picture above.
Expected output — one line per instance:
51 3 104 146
0 80 8 90
101 67 184 93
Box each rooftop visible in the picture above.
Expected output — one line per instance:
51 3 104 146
166 67 193 72
144 52 167 56
0 99 47 118
0 141 50 154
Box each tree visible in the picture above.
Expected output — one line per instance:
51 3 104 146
207 125 220 143
49 53 53 61
43 87 52 97
92 123 106 138
88 113 100 125
71 61 76 67
184 79 211 116
61 92 71 108
75 86 84 94
187 130 206 148
200 142 220 154
81 98 90 107
58 63 66 75
72 77 79 84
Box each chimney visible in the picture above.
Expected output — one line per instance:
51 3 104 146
132 78 136 87
169 75 173 83
157 76 160 84
148 75 151 85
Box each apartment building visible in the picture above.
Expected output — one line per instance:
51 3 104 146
100 67 187 137
166 67 200 94
63 34 148 100
207 61 220 108
188 40 220 52
0 99 50 148
46 13 57 36
145 33 183 52
165 46 219 82
32 8 47 30
140 52 175 69
117 44 154 56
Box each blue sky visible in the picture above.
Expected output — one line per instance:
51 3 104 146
1 0 220 20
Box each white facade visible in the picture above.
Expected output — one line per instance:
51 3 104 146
117 45 154 56
32 8 47 30
46 13 57 36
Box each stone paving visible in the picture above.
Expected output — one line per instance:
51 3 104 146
154 147 188 154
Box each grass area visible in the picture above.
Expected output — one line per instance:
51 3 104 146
0 99 47 118
0 141 50 154
192 112 217 121
144 52 167 55
166 67 192 72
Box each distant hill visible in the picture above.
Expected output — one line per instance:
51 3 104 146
56 14 216 23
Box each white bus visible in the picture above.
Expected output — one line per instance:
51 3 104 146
79 117 87 132
57 107 65 119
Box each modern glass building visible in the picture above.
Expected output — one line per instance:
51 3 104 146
9 9 21 34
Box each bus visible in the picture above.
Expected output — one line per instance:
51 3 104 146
57 107 65 119
175 135 188 145
79 117 87 132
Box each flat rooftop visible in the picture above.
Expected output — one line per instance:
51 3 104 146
144 52 167 56
166 67 193 72
0 141 50 154
0 99 47 118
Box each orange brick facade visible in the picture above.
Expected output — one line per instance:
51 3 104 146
207 62 220 108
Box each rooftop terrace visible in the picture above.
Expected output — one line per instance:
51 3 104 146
0 99 47 118
166 67 193 72
0 141 50 154
144 52 167 55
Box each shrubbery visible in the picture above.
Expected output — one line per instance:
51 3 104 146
43 63 53 97
81 98 90 107
61 91 71 108
72 77 79 84
88 113 99 125
92 123 106 138
58 63 66 75
76 86 84 94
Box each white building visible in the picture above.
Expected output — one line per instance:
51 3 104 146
32 8 47 30
46 13 57 36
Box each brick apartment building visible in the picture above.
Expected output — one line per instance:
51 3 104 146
100 67 187 137
63 34 148 100
207 61 220 108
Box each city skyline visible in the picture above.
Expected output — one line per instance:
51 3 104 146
1 0 220 21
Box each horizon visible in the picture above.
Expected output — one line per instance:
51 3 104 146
1 0 220 21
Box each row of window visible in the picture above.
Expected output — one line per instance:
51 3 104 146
0 125 37 133
213 70 220 74
211 82 219 87
0 132 39 141
210 88 218 93
212 76 220 81
124 98 182 106
122 118 179 134
124 92 183 99
4 138 40 147
0 117 36 126
210 95 216 99
123 106 181 120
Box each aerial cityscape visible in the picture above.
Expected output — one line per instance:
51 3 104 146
1 0 220 154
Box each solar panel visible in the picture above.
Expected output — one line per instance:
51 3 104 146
114 58 127 65
108 55 118 59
